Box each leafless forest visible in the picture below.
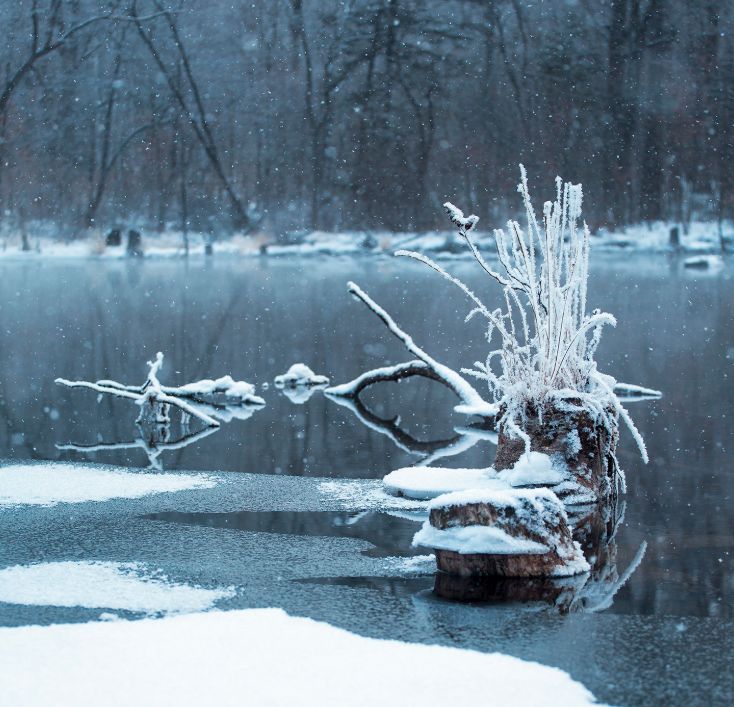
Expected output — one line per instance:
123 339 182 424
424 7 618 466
0 0 731 237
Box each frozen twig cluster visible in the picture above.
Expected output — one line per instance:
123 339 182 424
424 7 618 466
397 166 648 463
56 352 265 428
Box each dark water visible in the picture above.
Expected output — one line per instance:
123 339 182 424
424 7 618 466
0 255 732 704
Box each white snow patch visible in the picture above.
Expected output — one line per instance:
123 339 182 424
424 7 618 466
383 466 507 501
0 608 597 706
413 523 549 555
0 463 217 507
426 485 563 512
383 554 437 575
500 452 566 487
318 480 426 511
274 363 330 387
173 375 263 402
0 561 234 614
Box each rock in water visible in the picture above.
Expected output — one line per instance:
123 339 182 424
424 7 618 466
413 487 589 578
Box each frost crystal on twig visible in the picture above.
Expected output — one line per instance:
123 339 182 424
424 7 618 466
398 166 649 464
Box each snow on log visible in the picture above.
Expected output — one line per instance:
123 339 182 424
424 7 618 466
274 363 330 388
414 487 589 578
612 382 662 402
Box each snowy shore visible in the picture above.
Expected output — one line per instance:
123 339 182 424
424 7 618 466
0 608 597 706
0 220 730 259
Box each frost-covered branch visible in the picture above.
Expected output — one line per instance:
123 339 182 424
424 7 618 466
56 353 265 428
343 282 494 415
400 167 651 465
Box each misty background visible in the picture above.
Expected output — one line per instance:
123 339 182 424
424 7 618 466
0 0 731 238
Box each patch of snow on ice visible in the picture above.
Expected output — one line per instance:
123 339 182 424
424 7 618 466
383 554 437 575
383 466 508 501
0 608 597 706
318 480 427 511
0 561 234 614
0 463 217 507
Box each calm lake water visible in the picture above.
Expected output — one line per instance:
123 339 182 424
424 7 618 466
0 254 732 704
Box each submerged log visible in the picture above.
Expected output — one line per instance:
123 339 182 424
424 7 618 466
494 401 620 502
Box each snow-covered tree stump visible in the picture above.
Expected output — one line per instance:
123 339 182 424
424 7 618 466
494 401 621 502
413 488 588 578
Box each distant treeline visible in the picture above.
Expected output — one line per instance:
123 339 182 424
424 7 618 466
0 0 732 237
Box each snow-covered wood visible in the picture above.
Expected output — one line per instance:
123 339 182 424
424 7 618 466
415 487 589 578
56 352 265 428
327 282 495 415
274 363 330 388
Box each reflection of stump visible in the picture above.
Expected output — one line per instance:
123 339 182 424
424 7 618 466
494 402 619 502
415 489 588 578
136 400 170 426
434 571 581 607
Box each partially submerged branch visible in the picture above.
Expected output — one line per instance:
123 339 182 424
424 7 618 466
337 282 497 417
56 353 264 428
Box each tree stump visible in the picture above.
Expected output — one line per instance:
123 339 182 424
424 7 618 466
414 488 589 578
127 229 143 257
106 229 122 247
494 401 620 502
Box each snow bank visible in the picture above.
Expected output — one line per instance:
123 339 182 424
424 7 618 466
0 609 597 706
383 466 507 500
0 463 217 507
274 363 330 388
0 561 234 615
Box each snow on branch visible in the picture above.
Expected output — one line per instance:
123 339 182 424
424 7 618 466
334 282 496 416
56 353 265 428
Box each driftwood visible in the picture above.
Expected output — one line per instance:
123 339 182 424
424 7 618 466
424 490 585 578
494 401 620 502
325 282 497 417
56 352 265 428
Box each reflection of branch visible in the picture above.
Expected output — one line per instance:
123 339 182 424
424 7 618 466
326 391 492 465
581 540 647 614
57 424 218 471
341 282 496 417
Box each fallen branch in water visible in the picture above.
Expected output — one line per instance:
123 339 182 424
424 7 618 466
326 283 498 417
56 352 265 428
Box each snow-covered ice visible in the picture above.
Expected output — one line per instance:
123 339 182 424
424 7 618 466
0 463 217 507
383 453 565 501
383 466 507 500
0 608 597 706
0 561 234 614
